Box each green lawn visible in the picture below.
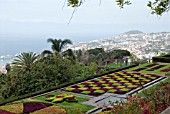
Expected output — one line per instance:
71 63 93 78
105 63 121 69
128 63 148 71
31 91 95 114
129 63 170 74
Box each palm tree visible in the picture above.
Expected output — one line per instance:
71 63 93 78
12 52 39 71
42 38 72 57
62 49 76 63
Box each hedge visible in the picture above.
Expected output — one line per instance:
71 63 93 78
152 54 170 63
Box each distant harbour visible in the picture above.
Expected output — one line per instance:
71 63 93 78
0 56 15 66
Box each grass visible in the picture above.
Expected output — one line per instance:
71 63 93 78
136 78 170 97
105 63 121 69
129 63 170 74
128 63 148 71
31 91 95 114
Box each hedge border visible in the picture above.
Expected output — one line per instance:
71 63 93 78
152 54 170 63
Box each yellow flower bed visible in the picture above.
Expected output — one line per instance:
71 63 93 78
0 103 23 114
31 106 66 114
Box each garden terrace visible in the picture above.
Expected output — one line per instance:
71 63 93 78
64 71 164 96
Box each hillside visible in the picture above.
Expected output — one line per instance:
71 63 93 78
123 30 144 35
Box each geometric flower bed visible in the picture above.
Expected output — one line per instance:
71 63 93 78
132 63 170 73
147 65 165 71
133 63 158 72
45 93 78 103
133 64 166 72
0 102 55 114
64 71 162 96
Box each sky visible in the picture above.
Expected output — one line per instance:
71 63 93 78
0 0 170 55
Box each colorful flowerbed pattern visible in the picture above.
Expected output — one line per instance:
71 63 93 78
132 63 170 73
45 93 78 103
0 102 53 114
64 71 162 96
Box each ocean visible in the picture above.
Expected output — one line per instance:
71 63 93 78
0 38 49 66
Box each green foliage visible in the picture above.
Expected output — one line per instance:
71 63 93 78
111 49 131 58
152 54 170 63
62 49 76 63
74 62 97 79
1 55 98 99
2 56 76 98
116 0 132 8
80 48 131 66
67 0 79 7
166 72 170 76
147 0 170 15
67 0 170 15
88 48 104 55
12 52 39 72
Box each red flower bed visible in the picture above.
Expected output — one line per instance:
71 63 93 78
161 67 170 72
145 63 157 67
23 102 52 113
147 65 165 71
133 68 146 72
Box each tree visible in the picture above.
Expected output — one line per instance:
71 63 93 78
75 49 83 62
12 52 39 72
67 0 170 15
42 38 72 57
62 49 76 63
